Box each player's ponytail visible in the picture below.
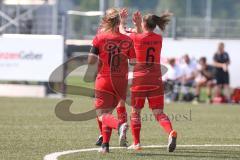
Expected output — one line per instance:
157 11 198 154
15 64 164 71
100 8 120 32
143 12 172 31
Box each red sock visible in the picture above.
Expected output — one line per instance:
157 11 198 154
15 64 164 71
130 112 141 145
102 124 112 143
154 113 173 134
96 118 102 135
117 106 127 124
102 114 120 130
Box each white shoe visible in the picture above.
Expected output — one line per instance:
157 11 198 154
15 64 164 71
128 143 142 150
168 130 177 152
118 123 128 147
192 98 199 105
98 143 109 153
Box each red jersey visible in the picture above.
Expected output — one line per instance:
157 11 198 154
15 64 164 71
130 32 162 77
130 32 164 108
92 32 135 77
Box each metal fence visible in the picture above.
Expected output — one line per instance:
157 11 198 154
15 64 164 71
164 17 240 39
0 2 60 35
64 11 102 40
64 15 240 40
1 4 240 40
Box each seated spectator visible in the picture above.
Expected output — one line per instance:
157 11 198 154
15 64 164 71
193 57 216 104
180 54 197 87
164 58 182 102
180 54 197 101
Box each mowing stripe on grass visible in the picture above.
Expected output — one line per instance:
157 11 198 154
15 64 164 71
43 144 240 160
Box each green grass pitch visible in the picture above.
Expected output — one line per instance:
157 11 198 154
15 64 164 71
0 95 240 160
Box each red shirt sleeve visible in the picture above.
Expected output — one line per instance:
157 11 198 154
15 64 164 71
92 35 100 48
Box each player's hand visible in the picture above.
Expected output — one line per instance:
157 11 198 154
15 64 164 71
132 11 142 27
120 8 128 25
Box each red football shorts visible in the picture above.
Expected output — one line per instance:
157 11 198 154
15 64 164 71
131 76 164 109
95 76 128 109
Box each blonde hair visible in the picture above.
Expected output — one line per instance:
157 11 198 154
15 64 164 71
143 13 172 31
101 8 120 32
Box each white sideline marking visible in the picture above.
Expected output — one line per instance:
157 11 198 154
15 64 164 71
44 144 240 160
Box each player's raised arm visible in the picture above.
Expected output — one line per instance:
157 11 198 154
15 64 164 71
119 9 143 34
132 11 143 33
119 8 129 35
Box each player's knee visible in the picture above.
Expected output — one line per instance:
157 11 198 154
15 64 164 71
152 109 163 116
97 115 103 121
224 84 230 89
117 100 125 107
97 112 110 121
96 109 112 121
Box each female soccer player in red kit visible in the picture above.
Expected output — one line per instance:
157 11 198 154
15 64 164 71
125 12 178 152
88 8 135 153
94 9 130 147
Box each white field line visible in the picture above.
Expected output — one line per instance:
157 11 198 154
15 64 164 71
44 144 240 160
